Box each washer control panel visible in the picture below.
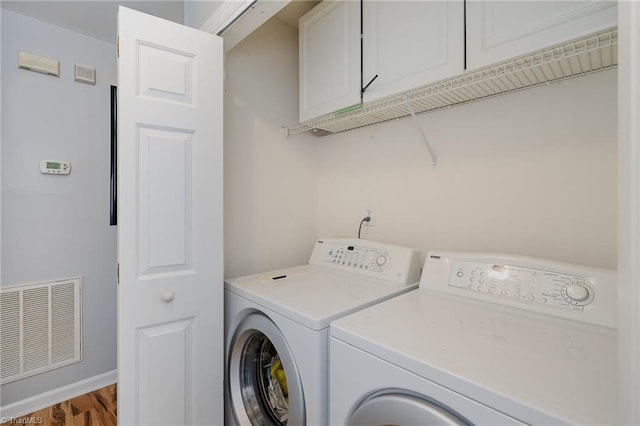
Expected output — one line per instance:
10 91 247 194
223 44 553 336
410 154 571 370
325 245 389 272
422 251 616 328
309 238 421 285
448 261 594 311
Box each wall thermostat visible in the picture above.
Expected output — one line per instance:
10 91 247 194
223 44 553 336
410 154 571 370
40 160 71 175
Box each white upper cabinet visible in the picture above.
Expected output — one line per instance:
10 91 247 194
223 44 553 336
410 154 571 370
466 0 617 70
299 0 361 123
362 0 464 103
297 0 617 128
299 0 464 122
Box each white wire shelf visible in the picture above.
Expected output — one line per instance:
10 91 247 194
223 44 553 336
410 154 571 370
284 28 618 137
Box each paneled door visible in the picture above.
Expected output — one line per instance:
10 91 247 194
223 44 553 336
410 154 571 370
299 0 361 122
466 0 617 70
362 0 464 103
117 6 223 425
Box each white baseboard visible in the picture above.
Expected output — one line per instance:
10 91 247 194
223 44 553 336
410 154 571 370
0 369 117 419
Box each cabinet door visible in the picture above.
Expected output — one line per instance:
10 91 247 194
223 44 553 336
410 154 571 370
299 0 361 123
466 0 617 70
362 0 464 103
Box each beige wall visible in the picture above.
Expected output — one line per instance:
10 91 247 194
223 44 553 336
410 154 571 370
224 15 617 276
318 70 617 269
224 17 319 278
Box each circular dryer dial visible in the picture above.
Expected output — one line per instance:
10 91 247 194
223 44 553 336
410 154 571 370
561 282 594 306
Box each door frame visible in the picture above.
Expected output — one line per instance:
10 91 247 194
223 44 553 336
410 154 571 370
618 1 640 423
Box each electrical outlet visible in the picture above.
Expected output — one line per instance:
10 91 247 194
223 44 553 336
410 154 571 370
365 209 375 226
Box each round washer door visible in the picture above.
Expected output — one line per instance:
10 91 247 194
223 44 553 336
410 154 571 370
228 314 305 425
349 393 471 426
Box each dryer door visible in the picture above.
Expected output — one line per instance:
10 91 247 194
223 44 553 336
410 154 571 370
228 314 305 425
349 393 471 426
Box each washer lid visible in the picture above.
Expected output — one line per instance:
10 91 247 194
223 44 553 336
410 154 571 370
330 289 616 425
225 265 417 330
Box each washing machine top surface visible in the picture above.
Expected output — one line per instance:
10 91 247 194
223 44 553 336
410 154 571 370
330 251 617 425
224 238 421 331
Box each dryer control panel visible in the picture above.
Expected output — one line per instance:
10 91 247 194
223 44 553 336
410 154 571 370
448 261 594 311
421 251 617 328
309 239 421 285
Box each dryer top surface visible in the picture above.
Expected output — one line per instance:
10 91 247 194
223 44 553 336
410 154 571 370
330 288 616 425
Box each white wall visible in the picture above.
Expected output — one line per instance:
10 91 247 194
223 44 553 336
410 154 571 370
224 17 318 278
318 69 617 269
618 2 640 421
1 10 116 406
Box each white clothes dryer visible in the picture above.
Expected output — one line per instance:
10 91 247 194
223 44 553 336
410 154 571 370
330 251 617 425
225 238 421 426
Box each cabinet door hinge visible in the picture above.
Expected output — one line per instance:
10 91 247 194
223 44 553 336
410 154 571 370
117 36 119 58
117 263 120 285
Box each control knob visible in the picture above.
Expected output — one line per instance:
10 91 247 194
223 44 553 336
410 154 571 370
375 254 388 267
562 282 592 306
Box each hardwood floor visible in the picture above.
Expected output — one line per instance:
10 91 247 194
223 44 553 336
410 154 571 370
8 384 117 426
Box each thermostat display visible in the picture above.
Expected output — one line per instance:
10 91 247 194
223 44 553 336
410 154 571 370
40 160 71 175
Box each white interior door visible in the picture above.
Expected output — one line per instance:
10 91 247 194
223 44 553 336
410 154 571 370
117 6 223 425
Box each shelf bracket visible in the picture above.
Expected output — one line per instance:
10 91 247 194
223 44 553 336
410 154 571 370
405 99 437 168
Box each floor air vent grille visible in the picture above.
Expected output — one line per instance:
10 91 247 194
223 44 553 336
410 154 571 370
0 278 82 384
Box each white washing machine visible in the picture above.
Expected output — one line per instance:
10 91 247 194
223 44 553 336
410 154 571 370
330 251 617 425
224 238 421 425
